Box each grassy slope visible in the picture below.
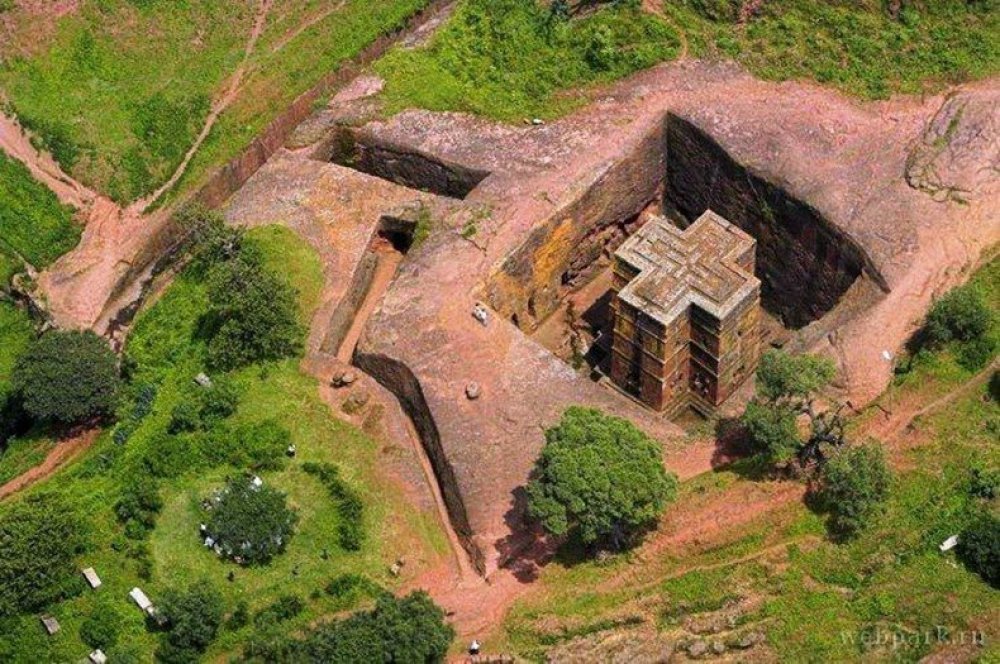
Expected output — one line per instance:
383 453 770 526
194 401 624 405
0 152 79 271
0 0 252 204
167 0 429 207
377 0 999 122
0 0 431 205
499 257 1000 662
376 0 682 121
0 226 447 662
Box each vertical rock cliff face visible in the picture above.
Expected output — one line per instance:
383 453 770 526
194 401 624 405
664 114 867 329
484 125 665 330
352 351 486 574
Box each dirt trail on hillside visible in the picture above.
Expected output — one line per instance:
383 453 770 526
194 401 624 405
0 428 98 501
132 0 274 213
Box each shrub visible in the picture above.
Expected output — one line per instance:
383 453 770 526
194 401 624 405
142 433 200 479
168 380 240 434
0 493 88 616
115 474 163 537
197 419 289 472
157 580 225 662
227 600 250 631
80 602 122 649
206 476 298 565
956 512 1000 588
12 330 120 424
527 407 677 550
816 443 892 538
302 462 365 551
968 463 1000 500
324 574 382 610
253 594 304 628
924 287 992 346
204 249 303 371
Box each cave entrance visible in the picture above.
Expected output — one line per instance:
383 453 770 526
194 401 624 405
324 215 416 363
324 127 490 200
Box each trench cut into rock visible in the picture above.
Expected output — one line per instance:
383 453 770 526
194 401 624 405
664 114 867 329
326 128 491 200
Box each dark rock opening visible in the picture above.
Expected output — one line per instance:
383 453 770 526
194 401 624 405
321 214 416 356
324 127 490 200
664 114 869 329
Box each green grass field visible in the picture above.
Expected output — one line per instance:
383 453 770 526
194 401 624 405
0 226 447 662
0 152 79 270
377 0 999 122
0 0 431 205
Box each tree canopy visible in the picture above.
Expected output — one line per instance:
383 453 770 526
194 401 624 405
0 493 88 617
12 329 120 424
527 406 677 550
206 476 298 565
816 443 892 538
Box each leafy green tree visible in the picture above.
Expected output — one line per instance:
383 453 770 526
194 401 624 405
0 493 87 616
204 249 303 371
157 580 225 662
206 476 298 565
527 407 677 550
12 329 120 424
816 443 892 538
741 400 800 465
755 350 836 403
79 601 122 649
742 350 845 468
956 512 1000 588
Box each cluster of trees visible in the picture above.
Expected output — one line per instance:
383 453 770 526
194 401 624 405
241 591 453 663
206 476 298 566
527 406 677 552
742 350 891 538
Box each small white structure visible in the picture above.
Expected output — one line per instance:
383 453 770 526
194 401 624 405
204 536 215 548
89 649 108 664
251 475 263 489
194 373 213 388
82 567 102 589
472 303 489 325
40 615 60 635
940 535 960 552
129 587 155 615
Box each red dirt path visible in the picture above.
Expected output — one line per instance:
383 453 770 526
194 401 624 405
0 428 98 501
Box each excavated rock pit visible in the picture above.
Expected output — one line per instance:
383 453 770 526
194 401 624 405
664 113 872 329
215 60 997 579
324 126 492 199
